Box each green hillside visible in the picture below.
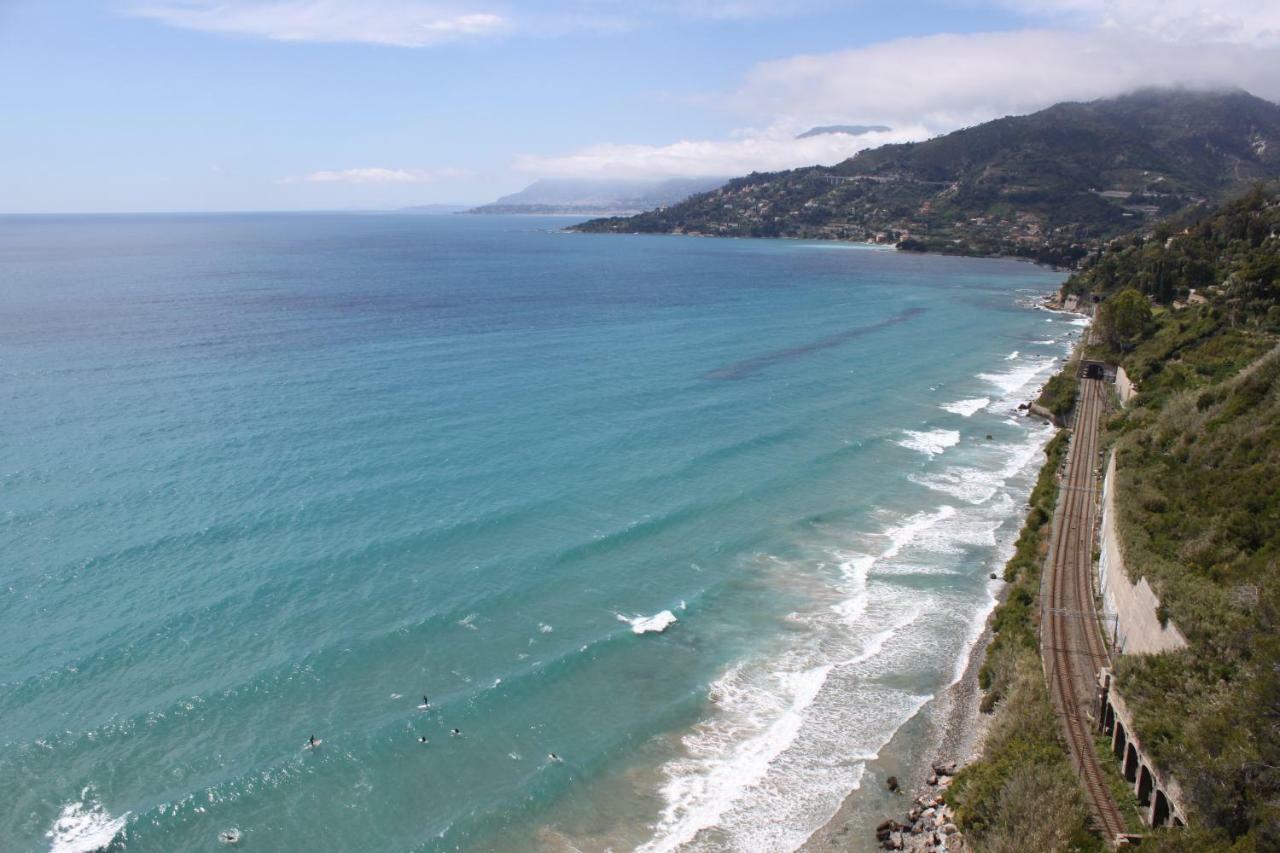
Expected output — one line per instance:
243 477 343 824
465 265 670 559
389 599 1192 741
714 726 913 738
952 188 1279 851
575 90 1280 266
1078 190 1279 849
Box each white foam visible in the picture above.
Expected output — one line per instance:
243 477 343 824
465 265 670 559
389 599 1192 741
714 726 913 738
46 791 128 853
881 505 957 561
829 504 960 591
619 610 678 634
1069 317 1091 327
538 623 554 634
940 397 989 417
910 469 999 505
977 357 1056 397
639 662 832 853
1004 350 1020 360
911 425 1052 506
629 377 1059 852
640 602 928 853
637 500 977 852
896 429 960 457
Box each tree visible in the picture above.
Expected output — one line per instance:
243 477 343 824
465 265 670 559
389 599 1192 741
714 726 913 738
1097 287 1153 351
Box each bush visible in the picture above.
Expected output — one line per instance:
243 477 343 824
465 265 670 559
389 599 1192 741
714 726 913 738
1037 371 1078 418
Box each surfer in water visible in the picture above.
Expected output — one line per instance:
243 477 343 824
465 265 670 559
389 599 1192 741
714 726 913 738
307 735 318 749
450 728 461 737
418 736 429 744
548 753 562 763
422 695 430 707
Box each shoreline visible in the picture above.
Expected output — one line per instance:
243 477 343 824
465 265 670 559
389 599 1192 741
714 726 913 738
798 537 1003 853
564 227 1071 271
802 315 1082 852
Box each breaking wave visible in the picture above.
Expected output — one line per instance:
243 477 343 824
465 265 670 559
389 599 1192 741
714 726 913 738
896 429 961 457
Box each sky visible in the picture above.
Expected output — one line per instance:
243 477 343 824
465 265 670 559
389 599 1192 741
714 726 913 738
2 0 1280 212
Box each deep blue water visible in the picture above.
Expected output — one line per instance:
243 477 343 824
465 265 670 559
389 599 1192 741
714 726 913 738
0 214 1074 852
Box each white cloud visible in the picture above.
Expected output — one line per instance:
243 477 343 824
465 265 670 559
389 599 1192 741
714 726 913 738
998 0 1280 46
514 125 929 179
131 1 508 47
289 167 469 184
727 28 1280 131
515 16 1280 181
128 0 825 45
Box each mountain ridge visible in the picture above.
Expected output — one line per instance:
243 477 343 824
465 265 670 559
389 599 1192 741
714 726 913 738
574 89 1280 266
467 176 727 215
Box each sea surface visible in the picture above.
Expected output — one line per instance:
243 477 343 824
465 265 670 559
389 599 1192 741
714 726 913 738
0 214 1077 852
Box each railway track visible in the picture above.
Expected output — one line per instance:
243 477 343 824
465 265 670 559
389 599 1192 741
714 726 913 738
1041 377 1127 843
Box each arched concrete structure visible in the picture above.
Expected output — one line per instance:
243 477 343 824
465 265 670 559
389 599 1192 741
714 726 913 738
1137 764 1154 807
1124 743 1139 783
1153 789 1172 827
1098 661 1191 831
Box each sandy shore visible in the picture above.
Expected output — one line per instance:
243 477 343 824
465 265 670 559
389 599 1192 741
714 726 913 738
800 602 1001 851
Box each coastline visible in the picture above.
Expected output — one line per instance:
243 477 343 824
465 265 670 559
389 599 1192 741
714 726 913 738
803 309 1083 852
565 227 1072 272
799 548 1001 853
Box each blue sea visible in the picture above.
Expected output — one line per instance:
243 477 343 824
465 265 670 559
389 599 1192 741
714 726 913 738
0 214 1076 852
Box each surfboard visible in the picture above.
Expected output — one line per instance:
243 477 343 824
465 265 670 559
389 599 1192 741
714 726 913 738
416 703 430 710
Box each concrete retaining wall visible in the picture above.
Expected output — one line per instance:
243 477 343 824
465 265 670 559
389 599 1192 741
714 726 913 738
1115 367 1138 406
1098 452 1188 655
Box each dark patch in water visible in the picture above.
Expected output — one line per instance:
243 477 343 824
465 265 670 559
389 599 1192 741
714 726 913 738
705 306 926 379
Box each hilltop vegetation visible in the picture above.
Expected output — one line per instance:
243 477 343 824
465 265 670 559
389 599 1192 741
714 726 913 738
576 90 1280 265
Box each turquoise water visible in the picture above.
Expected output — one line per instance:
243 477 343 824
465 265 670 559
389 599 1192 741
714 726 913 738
0 214 1074 852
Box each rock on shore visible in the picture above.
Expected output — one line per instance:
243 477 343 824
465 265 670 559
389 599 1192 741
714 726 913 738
875 762 966 852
